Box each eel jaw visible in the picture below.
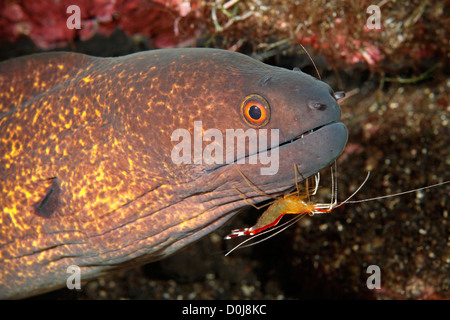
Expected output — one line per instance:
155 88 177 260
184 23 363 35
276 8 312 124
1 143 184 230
278 120 339 149
203 120 345 175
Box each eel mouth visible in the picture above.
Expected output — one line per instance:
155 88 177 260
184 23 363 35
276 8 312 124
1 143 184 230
205 120 347 175
229 120 345 170
278 120 339 149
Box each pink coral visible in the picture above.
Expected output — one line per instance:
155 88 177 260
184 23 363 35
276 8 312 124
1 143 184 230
0 0 198 49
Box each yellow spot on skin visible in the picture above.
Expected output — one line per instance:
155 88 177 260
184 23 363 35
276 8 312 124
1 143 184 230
95 169 105 182
32 110 40 125
9 142 22 158
82 76 92 83
95 109 101 117
57 64 64 70
22 189 32 198
4 206 19 229
64 119 72 129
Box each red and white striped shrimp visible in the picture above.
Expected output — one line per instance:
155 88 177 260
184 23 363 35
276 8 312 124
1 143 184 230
224 163 449 255
225 163 362 238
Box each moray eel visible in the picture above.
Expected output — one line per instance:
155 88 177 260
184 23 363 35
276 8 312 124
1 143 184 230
0 48 347 298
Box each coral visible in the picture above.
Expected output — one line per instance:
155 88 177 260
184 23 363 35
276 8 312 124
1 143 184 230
204 0 447 70
0 0 201 49
1 0 447 70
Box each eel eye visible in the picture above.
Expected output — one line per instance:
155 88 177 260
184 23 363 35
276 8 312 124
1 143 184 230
240 94 271 127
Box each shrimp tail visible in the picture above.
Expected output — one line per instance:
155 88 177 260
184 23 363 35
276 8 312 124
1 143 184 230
224 227 254 239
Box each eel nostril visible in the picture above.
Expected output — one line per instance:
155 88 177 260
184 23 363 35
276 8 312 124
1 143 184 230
308 100 327 111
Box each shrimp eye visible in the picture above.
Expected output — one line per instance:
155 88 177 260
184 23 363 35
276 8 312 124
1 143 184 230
240 94 271 127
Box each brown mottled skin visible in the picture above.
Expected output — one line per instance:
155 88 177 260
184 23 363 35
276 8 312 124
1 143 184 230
0 48 347 298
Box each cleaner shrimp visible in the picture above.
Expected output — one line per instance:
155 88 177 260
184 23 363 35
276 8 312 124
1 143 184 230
224 163 450 256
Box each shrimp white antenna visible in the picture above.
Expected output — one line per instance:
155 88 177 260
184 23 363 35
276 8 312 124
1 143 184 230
311 171 371 214
345 180 450 204
334 171 371 208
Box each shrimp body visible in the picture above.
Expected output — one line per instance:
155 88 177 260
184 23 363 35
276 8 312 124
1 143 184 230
225 167 363 241
225 195 316 239
225 165 449 246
